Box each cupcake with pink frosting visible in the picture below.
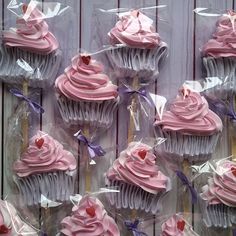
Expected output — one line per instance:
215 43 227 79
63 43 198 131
154 89 223 162
105 142 171 214
200 159 236 228
13 131 77 206
0 2 61 88
107 9 168 84
202 11 236 92
55 53 119 127
161 214 200 236
0 200 38 235
61 195 120 236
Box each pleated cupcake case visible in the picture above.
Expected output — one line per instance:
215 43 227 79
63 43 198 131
14 170 76 206
107 42 168 84
0 46 62 88
200 201 236 228
56 93 120 128
154 127 220 162
105 178 171 214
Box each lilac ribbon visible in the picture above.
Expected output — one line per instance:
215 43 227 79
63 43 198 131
176 170 198 204
74 131 106 159
119 86 154 107
124 220 148 236
10 88 44 114
205 95 236 121
233 229 236 236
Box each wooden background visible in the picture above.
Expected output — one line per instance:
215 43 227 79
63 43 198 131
0 0 235 235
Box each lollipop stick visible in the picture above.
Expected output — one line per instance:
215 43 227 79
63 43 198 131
128 75 139 143
84 126 91 193
128 75 139 219
21 80 29 153
182 159 191 221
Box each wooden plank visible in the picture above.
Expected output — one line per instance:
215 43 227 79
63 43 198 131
79 0 119 195
194 1 233 236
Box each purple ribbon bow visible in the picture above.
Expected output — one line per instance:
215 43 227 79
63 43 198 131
74 131 106 159
119 86 154 107
176 170 198 204
10 88 44 114
124 219 148 236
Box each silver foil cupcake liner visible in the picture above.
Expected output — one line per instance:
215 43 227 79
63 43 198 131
107 42 168 84
105 178 171 214
154 126 220 162
56 94 119 128
201 203 236 228
14 171 76 206
203 57 236 97
0 45 62 88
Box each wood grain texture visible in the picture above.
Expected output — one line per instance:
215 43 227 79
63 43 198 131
1 0 235 235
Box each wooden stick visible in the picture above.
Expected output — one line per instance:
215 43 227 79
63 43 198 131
128 75 139 143
128 75 139 219
21 80 29 153
84 126 91 193
182 159 191 222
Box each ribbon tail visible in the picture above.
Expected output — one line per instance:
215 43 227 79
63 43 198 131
88 146 96 158
30 101 45 114
189 185 198 204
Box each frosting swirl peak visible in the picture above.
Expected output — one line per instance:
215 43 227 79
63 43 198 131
13 131 77 177
200 160 236 207
109 10 160 49
154 91 223 135
106 142 170 194
3 4 59 54
161 214 199 236
55 54 118 101
61 196 120 236
202 12 236 58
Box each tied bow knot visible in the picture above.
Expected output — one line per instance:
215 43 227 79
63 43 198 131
119 86 154 107
10 88 44 114
74 130 106 159
124 219 148 236
176 170 198 204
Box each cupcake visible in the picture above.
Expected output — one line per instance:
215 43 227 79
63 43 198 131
107 9 168 84
105 142 171 214
154 89 223 162
202 11 236 93
0 199 38 235
161 214 200 236
13 131 77 206
0 2 61 88
61 195 120 236
200 159 236 228
55 54 119 127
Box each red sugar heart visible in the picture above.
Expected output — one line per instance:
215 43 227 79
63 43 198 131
81 55 91 65
22 4 28 13
35 137 44 149
0 225 9 234
138 149 147 160
86 206 95 217
177 220 185 231
231 167 236 177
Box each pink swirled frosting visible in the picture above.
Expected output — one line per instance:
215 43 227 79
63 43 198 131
202 12 236 58
13 131 77 177
106 142 170 194
0 200 38 236
3 5 59 54
200 160 236 207
161 214 199 236
61 196 120 236
154 90 223 135
108 10 161 49
55 54 118 101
